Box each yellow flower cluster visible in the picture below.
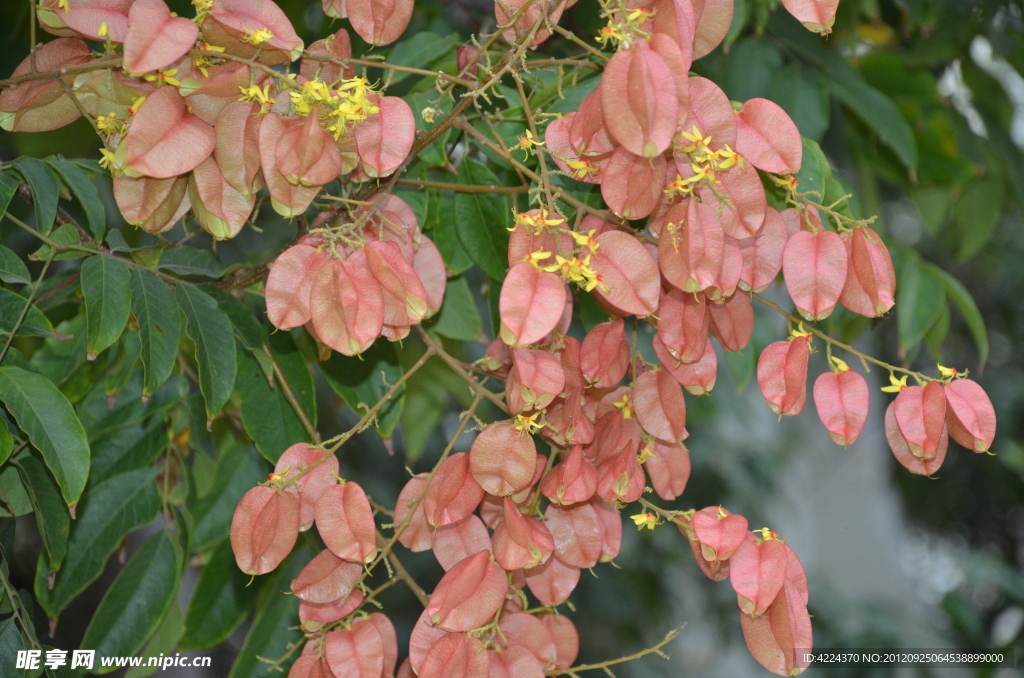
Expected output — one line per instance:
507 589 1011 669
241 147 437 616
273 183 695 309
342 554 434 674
287 77 381 139
596 5 655 50
664 126 743 200
241 27 274 47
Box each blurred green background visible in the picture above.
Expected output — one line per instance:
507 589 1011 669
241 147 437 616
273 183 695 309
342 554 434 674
4 0 1024 676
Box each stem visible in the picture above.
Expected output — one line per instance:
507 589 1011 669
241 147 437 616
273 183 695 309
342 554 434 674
548 625 685 676
270 347 320 444
394 178 529 194
416 327 508 413
0 248 54 365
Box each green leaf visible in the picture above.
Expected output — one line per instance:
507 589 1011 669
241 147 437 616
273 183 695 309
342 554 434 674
431 195 474 274
545 78 601 116
399 353 469 461
453 159 511 281
11 158 59 234
175 285 237 422
0 419 10 466
322 340 404 438
931 264 990 369
0 170 20 220
227 548 310 678
36 467 160 617
909 186 950 237
386 32 459 82
0 617 25 677
126 598 185 678
0 366 90 507
269 330 316 425
721 37 782 102
236 343 309 463
81 530 178 671
181 539 261 651
767 65 830 142
189 442 266 552
81 256 131 360
89 422 166 483
953 176 1004 260
427 276 482 341
896 254 946 354
0 465 32 518
723 343 756 393
0 287 57 338
0 245 30 285
130 269 181 397
794 138 832 201
204 287 264 352
158 248 227 278
770 13 918 172
46 160 106 241
13 451 69 573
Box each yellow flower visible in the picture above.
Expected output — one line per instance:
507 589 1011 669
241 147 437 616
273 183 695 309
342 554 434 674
937 364 959 379
421 107 442 124
98 148 117 171
829 355 851 372
524 250 552 268
613 393 633 419
96 112 124 142
241 27 274 46
880 373 908 393
238 84 273 113
97 22 109 38
569 229 599 254
143 69 181 88
631 512 658 530
566 158 598 180
514 412 544 436
752 527 780 543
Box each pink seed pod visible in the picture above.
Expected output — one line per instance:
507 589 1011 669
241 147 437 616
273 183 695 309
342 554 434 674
782 229 848 321
886 401 948 476
780 0 839 34
525 557 580 608
656 289 709 365
346 0 414 46
122 0 198 75
593 497 622 562
691 0 734 58
506 348 565 413
418 633 489 678
301 29 355 82
499 262 567 346
596 443 645 503
696 162 767 240
600 147 667 220
423 452 485 527
324 618 385 678
693 506 749 563
497 613 557 668
230 486 300 575
894 382 947 460
257 113 320 217
839 227 896 318
737 207 788 293
734 98 803 175
589 230 662 318
649 33 690 120
507 210 572 266
730 533 789 617
411 235 445 318
275 111 343 188
39 0 132 42
457 46 481 77
756 337 811 416
123 85 215 179
469 421 537 497
580 319 630 387
537 614 579 670
601 43 679 159
298 589 364 628
584 409 642 465
543 338 595 447
204 0 304 65
291 549 362 604
355 95 415 177
708 291 754 353
287 655 333 678
187 154 256 240
315 482 377 564
432 515 492 571
813 369 869 446
654 334 718 396
644 439 691 500
275 443 339 530
488 645 546 678
0 38 91 132
649 0 695 65
266 245 329 330
408 610 446 673
492 497 555 571
309 254 385 357
544 501 603 569
393 473 432 552
113 173 190 234
425 550 507 631
658 199 725 294
705 237 745 302
944 378 997 453
364 613 399 678
365 240 429 327
684 76 737 151
570 87 616 157
540 445 598 506
633 368 688 443
739 579 813 676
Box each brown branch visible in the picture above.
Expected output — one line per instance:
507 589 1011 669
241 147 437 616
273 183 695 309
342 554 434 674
394 178 529 194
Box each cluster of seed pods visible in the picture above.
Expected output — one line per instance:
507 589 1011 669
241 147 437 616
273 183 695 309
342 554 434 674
265 193 446 354
2 0 415 238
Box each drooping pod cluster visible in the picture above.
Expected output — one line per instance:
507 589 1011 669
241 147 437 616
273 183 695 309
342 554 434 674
265 194 446 355
2 0 415 238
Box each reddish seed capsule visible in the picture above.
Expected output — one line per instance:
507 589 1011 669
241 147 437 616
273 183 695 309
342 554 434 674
497 612 557 668
596 443 645 503
737 207 788 293
708 291 754 353
740 577 813 676
813 370 869 447
122 0 199 75
633 368 688 443
324 618 385 678
705 236 745 302
734 98 803 175
656 289 709 364
540 445 599 506
658 199 725 294
756 337 811 417
601 43 679 159
492 497 555 571
423 453 485 527
782 229 848 321
425 550 507 631
506 348 565 414
697 162 767 240
488 645 545 678
894 382 947 460
525 557 581 608
644 439 692 501
654 334 718 396
291 549 362 604
780 0 839 35
601 147 667 220
944 378 997 453
393 473 432 552
685 76 738 151
309 254 386 357
537 613 579 670
730 533 788 617
432 515 492 572
589 230 662 318
230 486 300 576
298 589 364 628
580 319 630 387
355 95 416 177
418 633 489 678
544 501 603 569
499 262 568 346
275 443 339 530
693 506 749 563
839 227 896 318
288 655 333 678
469 421 537 498
315 482 378 564
123 86 216 179
885 400 948 476
543 338 595 447
274 110 343 188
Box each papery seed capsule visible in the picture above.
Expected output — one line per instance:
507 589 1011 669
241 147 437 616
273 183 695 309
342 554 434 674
123 0 198 75
589 230 662 318
394 473 432 552
0 38 91 133
315 482 378 564
601 43 679 159
580 319 630 387
324 618 385 678
275 111 343 188
506 348 565 414
366 240 429 327
654 334 718 395
739 579 813 676
507 210 572 266
633 368 688 443
684 76 737 151
291 549 362 603
188 154 256 240
812 370 869 446
525 557 580 608
113 173 190 235
570 87 616 157
697 162 766 240
497 612 557 668
545 501 603 569
730 533 788 617
298 589 364 628
584 409 643 465
301 29 355 83
708 291 754 353
944 378 996 453
432 515 492 571
309 253 385 356
488 645 546 678
257 113 319 218
355 95 415 177
596 443 645 503
706 237 745 302
601 147 667 220
839 226 896 318
543 337 595 447
593 497 622 562
123 86 216 179
204 0 304 65
656 289 709 365
266 245 329 330
408 609 446 673
537 613 579 670
780 0 839 34
499 262 567 346
659 199 725 294
425 550 507 631
692 506 749 563
492 497 555 571
276 443 339 530
737 207 788 293
540 445 598 506
691 0 734 58
885 400 948 476
365 613 399 678
469 421 537 497
782 229 847 321
735 98 803 175
346 0 414 46
418 633 489 678
41 0 132 42
894 382 947 459
423 452 485 527
230 486 300 575
288 655 333 678
644 439 691 500
756 337 810 416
